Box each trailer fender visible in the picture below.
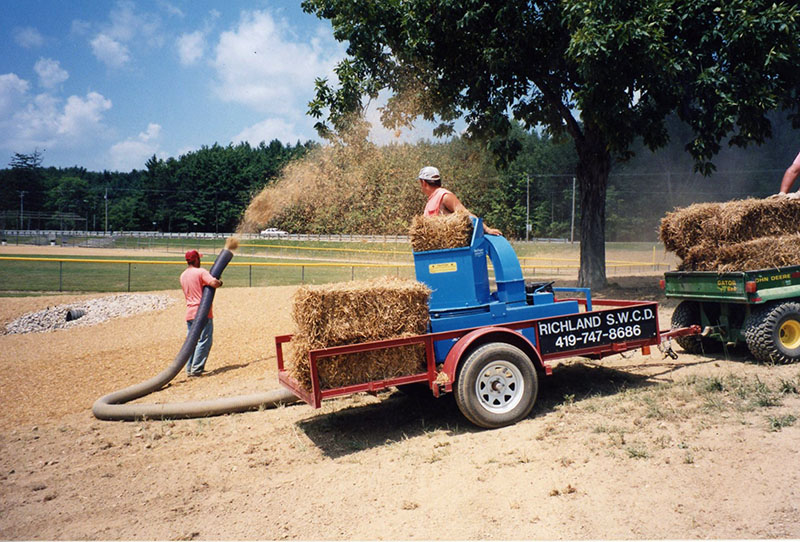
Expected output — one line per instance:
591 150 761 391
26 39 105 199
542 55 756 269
439 327 547 393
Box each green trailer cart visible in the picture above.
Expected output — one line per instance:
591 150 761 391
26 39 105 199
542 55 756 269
662 265 800 363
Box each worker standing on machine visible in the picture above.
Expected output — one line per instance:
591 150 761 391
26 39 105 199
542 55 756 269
774 149 800 199
180 250 223 377
418 166 502 235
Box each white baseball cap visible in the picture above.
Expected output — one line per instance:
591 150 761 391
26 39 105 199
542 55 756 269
418 166 440 182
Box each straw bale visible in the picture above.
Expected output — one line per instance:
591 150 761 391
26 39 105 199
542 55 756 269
288 276 431 390
678 235 800 272
409 211 474 252
660 198 800 260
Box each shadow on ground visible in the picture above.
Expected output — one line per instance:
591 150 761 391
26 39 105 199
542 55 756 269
296 355 739 458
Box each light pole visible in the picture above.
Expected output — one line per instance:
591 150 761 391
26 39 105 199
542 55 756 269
18 190 26 231
104 187 108 236
525 174 530 242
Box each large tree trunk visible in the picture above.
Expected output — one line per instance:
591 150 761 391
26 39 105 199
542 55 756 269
575 132 611 289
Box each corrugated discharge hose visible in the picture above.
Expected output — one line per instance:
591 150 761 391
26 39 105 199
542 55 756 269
92 247 298 421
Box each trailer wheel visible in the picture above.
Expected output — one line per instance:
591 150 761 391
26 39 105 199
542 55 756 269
744 302 800 364
671 301 720 354
455 342 538 429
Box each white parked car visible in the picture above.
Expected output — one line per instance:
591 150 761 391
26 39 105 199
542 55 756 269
260 227 288 238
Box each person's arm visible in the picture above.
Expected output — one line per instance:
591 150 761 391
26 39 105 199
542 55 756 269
201 269 223 288
442 192 502 236
779 162 800 194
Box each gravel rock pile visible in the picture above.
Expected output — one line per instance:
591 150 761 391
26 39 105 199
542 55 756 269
4 294 177 335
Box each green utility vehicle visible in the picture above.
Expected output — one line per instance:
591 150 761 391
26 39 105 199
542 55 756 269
662 265 800 363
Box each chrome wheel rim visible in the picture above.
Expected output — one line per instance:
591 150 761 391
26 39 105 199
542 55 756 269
475 360 524 414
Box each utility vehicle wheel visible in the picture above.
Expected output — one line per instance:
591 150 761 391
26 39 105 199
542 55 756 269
744 302 800 364
671 301 720 354
455 342 538 429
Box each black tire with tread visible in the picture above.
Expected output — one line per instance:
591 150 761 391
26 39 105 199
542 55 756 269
671 301 720 354
455 342 538 429
744 302 800 364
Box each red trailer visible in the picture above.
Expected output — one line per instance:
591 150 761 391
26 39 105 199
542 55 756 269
276 295 698 428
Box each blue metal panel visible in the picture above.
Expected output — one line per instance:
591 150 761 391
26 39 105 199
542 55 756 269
413 218 491 310
484 235 527 304
412 214 585 363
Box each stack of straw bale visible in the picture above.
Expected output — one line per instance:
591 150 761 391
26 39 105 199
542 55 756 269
288 276 431 391
409 211 474 252
659 198 800 271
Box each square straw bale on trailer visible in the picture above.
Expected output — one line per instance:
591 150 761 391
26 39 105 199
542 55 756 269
678 234 800 272
288 276 431 391
659 198 800 261
409 211 474 252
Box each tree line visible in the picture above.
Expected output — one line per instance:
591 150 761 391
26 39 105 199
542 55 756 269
0 140 313 234
1 114 795 240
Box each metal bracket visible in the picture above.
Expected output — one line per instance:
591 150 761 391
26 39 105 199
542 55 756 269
658 338 679 360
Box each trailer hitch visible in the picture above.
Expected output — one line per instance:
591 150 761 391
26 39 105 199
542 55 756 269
658 340 679 360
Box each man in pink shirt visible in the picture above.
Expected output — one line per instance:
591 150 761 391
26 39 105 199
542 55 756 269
777 150 800 199
180 250 223 377
418 166 502 235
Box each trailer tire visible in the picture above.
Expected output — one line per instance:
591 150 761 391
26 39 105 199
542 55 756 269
744 302 800 364
455 342 538 429
671 301 720 354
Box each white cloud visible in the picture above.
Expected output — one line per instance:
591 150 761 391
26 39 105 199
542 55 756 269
109 123 163 171
0 73 31 116
159 1 185 18
70 19 92 37
91 33 131 68
233 118 303 146
34 58 69 89
177 31 205 65
211 10 343 114
88 1 165 68
13 26 44 48
0 87 112 153
106 0 161 44
59 92 113 136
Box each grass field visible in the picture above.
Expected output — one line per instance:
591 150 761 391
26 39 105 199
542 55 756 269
0 254 416 293
0 238 676 294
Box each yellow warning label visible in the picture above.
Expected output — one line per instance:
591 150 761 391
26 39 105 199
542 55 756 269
429 262 457 274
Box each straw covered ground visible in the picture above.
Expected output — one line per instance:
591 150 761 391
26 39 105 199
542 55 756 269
1 244 799 540
659 198 800 270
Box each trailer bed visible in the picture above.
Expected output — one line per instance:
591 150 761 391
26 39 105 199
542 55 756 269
276 299 693 409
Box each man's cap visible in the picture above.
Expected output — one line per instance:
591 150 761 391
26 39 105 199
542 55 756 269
185 250 203 263
418 166 440 182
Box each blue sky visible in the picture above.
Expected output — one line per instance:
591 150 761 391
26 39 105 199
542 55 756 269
1 1 438 172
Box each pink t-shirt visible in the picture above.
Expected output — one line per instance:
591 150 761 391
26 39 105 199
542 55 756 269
180 266 216 321
424 187 453 216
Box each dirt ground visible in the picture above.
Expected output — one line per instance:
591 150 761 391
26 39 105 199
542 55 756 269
1 246 799 540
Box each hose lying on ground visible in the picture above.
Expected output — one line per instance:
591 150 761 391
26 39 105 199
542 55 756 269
92 247 298 421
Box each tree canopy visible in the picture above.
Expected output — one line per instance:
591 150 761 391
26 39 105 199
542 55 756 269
303 0 800 287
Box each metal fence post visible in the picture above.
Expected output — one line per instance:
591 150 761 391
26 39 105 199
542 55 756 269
128 262 132 292
301 265 305 284
249 265 252 287
59 261 63 292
